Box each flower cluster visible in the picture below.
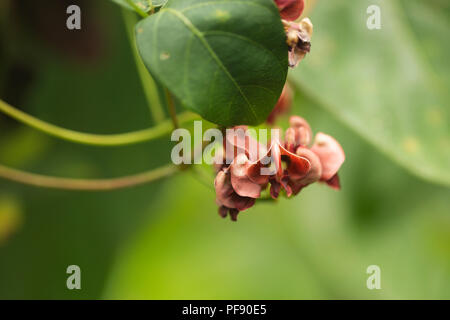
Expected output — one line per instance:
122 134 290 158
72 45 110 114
214 116 345 221
274 0 313 68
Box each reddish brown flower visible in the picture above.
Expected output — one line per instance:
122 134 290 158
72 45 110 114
310 132 345 189
274 0 305 21
214 116 345 221
280 116 345 194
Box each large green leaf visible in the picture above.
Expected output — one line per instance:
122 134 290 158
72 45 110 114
135 0 288 126
289 0 450 186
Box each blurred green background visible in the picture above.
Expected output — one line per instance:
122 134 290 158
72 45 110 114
0 0 449 299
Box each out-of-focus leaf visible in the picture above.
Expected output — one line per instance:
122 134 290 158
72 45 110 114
111 0 168 13
136 0 288 126
289 0 450 186
104 173 326 299
0 195 23 245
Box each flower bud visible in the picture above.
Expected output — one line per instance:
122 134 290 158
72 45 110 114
274 0 305 21
285 18 313 68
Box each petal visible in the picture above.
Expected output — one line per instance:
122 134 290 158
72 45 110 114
225 126 267 163
285 116 313 150
287 180 306 195
310 132 345 181
269 140 284 180
275 0 304 21
294 147 322 185
325 173 341 190
218 206 228 218
233 196 255 212
214 170 236 208
230 154 264 198
270 180 281 199
280 176 293 197
229 209 240 221
215 169 257 211
286 18 313 68
288 43 309 68
297 18 313 43
279 144 311 180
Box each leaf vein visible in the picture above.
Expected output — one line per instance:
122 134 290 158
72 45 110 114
164 7 258 122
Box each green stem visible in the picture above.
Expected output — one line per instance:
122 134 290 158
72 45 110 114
122 8 165 123
125 0 148 18
147 0 155 14
0 163 178 191
190 166 214 191
0 99 198 147
165 88 179 129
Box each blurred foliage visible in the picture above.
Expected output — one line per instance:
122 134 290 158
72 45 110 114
0 0 449 299
290 0 450 186
104 91 450 299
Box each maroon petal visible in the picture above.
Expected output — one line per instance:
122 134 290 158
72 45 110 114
270 180 282 199
325 174 341 190
280 176 293 197
218 206 228 218
275 0 304 21
229 209 240 221
279 144 311 180
310 132 345 181
233 195 256 211
287 180 306 195
230 154 264 198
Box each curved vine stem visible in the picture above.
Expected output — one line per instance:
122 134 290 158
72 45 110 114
122 8 165 123
0 99 198 146
0 163 178 191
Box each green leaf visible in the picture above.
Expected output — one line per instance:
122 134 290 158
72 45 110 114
289 0 450 186
135 0 288 126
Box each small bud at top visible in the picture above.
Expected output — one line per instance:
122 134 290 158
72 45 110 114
274 0 305 21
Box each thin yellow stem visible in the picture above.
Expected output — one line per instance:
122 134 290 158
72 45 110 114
0 163 178 191
0 99 199 147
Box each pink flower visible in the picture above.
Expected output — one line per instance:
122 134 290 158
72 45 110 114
277 116 345 195
215 169 256 221
214 116 345 221
274 0 305 21
310 132 345 189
